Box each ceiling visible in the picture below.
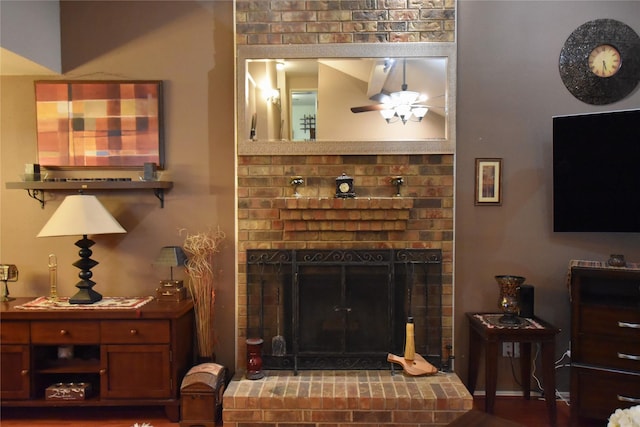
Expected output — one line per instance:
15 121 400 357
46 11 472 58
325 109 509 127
0 48 60 76
280 57 447 114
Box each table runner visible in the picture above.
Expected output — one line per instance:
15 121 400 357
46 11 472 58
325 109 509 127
15 296 154 310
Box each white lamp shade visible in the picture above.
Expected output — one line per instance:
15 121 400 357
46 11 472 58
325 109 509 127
37 195 126 237
412 107 429 119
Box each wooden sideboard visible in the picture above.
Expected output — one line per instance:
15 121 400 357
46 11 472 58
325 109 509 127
0 297 194 422
569 264 640 426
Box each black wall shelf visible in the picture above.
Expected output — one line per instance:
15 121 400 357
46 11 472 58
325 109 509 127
5 181 173 208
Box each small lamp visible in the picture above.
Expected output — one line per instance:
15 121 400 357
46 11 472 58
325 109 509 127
154 246 188 286
37 194 126 304
0 264 19 302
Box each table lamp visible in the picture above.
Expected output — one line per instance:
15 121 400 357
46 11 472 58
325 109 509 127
154 246 188 286
0 264 19 302
37 194 126 304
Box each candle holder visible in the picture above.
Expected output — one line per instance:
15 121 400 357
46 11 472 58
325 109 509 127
290 177 304 197
246 338 265 380
0 264 18 302
495 275 526 325
390 176 404 197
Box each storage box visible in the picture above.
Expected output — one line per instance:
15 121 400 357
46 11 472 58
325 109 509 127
180 363 227 427
156 286 187 302
45 382 92 400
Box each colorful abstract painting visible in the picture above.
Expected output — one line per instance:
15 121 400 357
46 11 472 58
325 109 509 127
35 81 163 168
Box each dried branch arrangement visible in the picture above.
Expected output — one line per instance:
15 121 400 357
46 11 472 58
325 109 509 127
181 226 225 359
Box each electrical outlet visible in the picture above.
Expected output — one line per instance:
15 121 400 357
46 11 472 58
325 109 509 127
502 342 512 357
502 342 520 357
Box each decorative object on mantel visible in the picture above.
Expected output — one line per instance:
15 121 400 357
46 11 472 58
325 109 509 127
390 176 404 197
182 226 226 361
290 176 304 197
335 173 355 198
37 194 126 304
495 275 526 325
608 254 626 267
0 264 18 302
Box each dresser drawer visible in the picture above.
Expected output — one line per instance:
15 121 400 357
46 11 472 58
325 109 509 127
0 321 30 344
31 321 100 344
580 305 640 338
100 320 170 344
576 334 640 371
573 366 640 420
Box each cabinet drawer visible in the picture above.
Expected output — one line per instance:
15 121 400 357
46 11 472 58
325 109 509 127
572 366 640 420
576 335 640 371
100 320 169 344
0 321 30 344
31 321 100 344
580 305 640 338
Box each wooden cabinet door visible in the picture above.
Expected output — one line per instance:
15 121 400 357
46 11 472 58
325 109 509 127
0 345 30 399
100 345 171 399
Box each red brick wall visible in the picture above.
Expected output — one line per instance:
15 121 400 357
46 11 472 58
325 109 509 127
237 154 454 368
235 0 456 45
234 0 457 370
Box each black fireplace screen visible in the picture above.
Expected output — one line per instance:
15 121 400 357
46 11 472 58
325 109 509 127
246 249 442 372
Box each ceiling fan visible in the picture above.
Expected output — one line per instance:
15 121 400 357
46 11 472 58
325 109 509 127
350 59 442 124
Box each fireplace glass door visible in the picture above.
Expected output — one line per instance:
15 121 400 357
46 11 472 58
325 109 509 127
246 249 442 372
297 265 391 355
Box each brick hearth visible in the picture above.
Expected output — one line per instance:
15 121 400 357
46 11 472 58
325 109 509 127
223 370 472 427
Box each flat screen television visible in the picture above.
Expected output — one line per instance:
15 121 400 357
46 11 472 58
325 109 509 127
553 109 640 233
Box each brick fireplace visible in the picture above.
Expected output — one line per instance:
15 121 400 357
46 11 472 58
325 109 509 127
226 154 468 426
230 3 463 425
237 154 454 369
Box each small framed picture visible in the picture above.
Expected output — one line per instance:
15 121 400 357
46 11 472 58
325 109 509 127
475 158 502 205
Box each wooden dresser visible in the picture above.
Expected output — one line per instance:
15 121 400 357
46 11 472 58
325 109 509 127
0 297 194 422
569 263 640 426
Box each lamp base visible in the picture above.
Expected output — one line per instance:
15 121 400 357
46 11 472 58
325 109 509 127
68 235 101 305
69 284 102 304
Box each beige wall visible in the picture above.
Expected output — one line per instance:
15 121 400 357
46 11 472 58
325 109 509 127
3 0 640 394
0 0 237 371
455 0 640 392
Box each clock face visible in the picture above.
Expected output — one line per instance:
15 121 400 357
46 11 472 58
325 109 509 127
588 44 621 78
339 182 350 193
559 19 640 105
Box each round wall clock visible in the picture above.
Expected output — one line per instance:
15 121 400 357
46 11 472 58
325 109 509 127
559 19 640 105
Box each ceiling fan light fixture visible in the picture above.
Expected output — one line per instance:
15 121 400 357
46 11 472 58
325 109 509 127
390 90 420 105
412 106 428 120
380 109 396 123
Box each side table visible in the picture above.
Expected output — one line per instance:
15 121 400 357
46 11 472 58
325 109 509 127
466 313 560 427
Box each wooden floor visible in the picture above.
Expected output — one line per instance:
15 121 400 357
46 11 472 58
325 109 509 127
0 397 606 426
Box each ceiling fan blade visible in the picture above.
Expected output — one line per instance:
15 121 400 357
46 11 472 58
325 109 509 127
369 90 391 103
351 104 391 113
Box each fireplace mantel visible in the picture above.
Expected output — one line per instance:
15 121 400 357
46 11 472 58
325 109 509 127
276 197 413 230
277 197 413 210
